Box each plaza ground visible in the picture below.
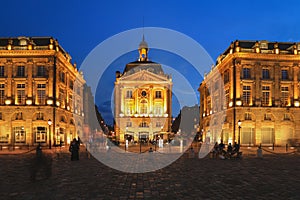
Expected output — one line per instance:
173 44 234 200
0 145 300 199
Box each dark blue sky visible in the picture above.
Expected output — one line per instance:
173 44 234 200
2 0 300 124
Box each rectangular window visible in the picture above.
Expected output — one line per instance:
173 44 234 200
245 112 252 120
17 84 25 105
281 86 289 106
262 69 270 79
13 127 26 143
264 113 271 120
59 71 65 83
262 86 270 106
0 125 8 143
17 66 25 77
225 89 230 107
59 88 66 107
223 70 230 84
15 112 23 120
261 127 274 144
37 84 46 105
243 86 251 105
243 68 251 79
156 122 162 128
281 70 288 80
284 113 290 120
126 90 133 98
69 80 74 90
69 94 73 110
126 122 132 127
34 127 47 143
36 112 44 120
0 84 4 105
0 66 4 77
37 66 46 77
155 91 162 98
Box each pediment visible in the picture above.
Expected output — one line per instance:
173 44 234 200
119 70 170 82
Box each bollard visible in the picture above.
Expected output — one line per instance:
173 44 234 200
257 146 263 158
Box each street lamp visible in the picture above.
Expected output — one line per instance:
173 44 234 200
238 120 242 145
48 119 52 149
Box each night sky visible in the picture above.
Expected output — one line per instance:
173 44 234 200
2 0 300 124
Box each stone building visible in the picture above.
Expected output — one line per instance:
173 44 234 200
0 37 85 148
199 40 300 146
114 36 172 142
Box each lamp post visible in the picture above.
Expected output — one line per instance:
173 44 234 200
238 120 242 145
48 119 52 149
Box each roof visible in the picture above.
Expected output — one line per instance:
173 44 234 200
123 60 164 75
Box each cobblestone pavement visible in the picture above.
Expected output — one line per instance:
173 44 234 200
1 147 300 200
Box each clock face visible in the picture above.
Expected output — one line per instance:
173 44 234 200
141 91 147 97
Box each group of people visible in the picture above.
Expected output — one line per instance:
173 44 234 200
212 141 241 159
69 138 81 161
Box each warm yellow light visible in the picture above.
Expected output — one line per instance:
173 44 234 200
119 113 124 117
235 47 240 52
56 101 60 106
295 101 299 107
28 44 32 50
229 101 233 107
275 48 279 54
255 47 260 53
47 99 53 105
236 100 242 106
5 99 11 105
7 44 11 50
164 113 168 117
26 99 32 105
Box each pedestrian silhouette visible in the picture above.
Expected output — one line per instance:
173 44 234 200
69 138 80 161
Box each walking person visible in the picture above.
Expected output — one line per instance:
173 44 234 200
69 138 80 161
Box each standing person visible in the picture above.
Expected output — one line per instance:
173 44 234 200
227 143 233 159
69 138 80 161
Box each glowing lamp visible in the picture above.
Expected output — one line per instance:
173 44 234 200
236 100 242 106
26 99 32 105
5 99 11 105
295 101 300 107
229 101 233 107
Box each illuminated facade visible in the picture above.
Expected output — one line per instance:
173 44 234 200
114 36 172 142
199 40 300 146
0 37 85 147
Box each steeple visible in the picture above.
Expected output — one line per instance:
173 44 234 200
138 35 148 61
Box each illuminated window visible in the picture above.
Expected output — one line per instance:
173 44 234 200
261 127 274 144
262 69 270 79
281 70 288 80
155 91 162 98
17 66 25 77
34 127 47 143
13 127 26 143
0 84 4 105
17 84 26 105
140 100 148 114
0 66 4 77
243 86 251 105
37 66 46 77
37 84 46 105
262 86 270 106
0 126 8 143
69 94 73 110
281 86 289 106
243 68 251 79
